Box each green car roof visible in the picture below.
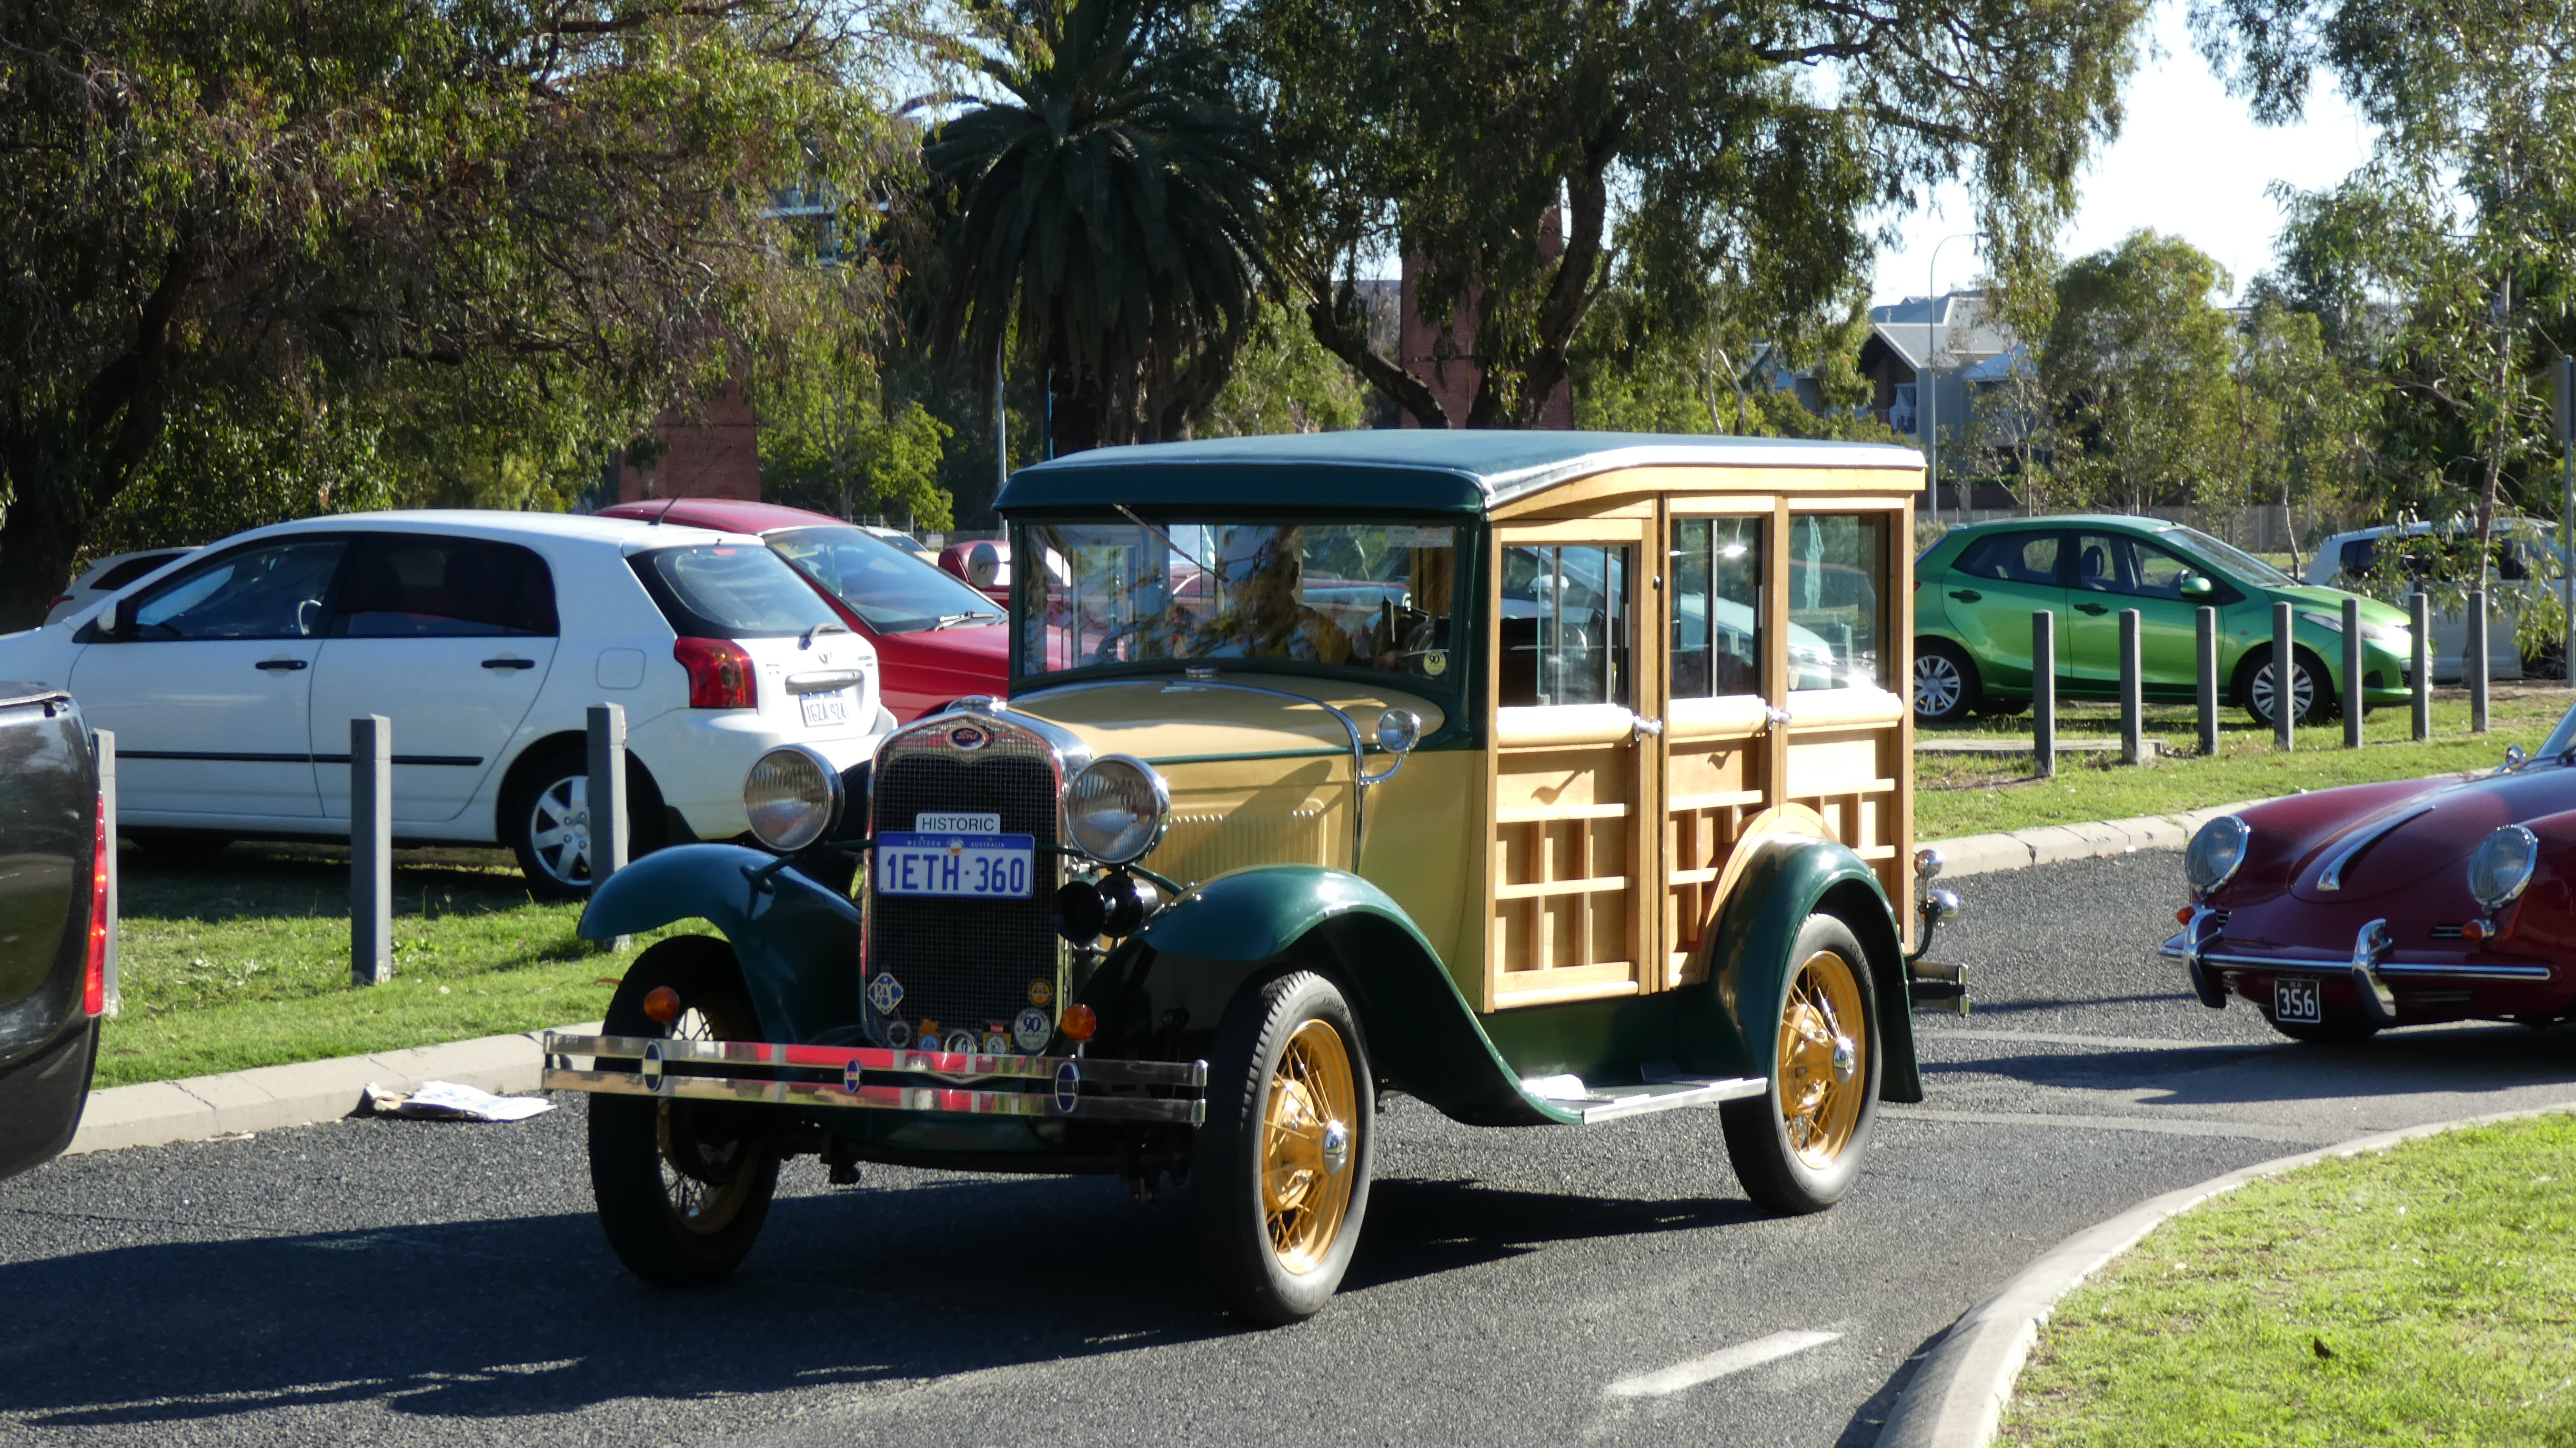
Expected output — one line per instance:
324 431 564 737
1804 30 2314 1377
995 431 1925 516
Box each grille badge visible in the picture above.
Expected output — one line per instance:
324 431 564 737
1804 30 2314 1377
947 722 991 751
867 973 905 1014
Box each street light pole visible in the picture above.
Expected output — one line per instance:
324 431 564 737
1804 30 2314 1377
1924 229 1986 524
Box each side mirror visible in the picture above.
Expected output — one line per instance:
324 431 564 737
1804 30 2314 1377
2179 575 2213 599
967 541 1001 589
106 596 138 638
1375 708 1422 755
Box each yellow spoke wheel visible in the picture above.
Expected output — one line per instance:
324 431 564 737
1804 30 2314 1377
1774 949 1868 1169
1196 971 1374 1325
1261 1019 1360 1275
1720 912 1880 1215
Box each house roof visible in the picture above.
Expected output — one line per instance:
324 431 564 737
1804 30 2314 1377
1867 292 2014 372
995 430 1925 515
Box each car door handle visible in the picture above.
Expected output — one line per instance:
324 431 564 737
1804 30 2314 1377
255 658 308 671
1948 589 1981 602
481 657 537 671
2074 602 2109 615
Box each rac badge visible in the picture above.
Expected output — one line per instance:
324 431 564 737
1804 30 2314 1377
867 973 904 1015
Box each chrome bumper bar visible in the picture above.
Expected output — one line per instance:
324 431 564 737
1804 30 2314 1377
540 1033 1209 1127
2156 933 2553 982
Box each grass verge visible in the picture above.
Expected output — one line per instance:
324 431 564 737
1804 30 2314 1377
1917 686 2567 839
2001 1112 2576 1447
100 841 701 1088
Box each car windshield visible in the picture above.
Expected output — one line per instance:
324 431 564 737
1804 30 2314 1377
632 543 843 639
1014 518 1464 692
2167 526 2297 587
766 526 1002 634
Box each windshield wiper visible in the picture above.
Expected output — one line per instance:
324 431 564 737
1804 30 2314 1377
800 622 853 648
934 611 1002 629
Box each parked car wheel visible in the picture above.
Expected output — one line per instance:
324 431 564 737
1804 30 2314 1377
2240 646 2334 727
1912 640 1982 723
1721 913 1880 1214
2262 1007 2381 1044
588 936 781 1286
1193 969 1374 1325
502 743 663 899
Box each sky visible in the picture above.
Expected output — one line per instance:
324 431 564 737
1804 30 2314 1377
1868 0 2382 308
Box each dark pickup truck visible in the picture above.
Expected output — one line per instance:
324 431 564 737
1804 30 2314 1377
0 682 106 1181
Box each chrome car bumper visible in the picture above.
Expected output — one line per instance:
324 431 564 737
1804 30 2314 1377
2160 912 2551 1028
541 1033 1208 1127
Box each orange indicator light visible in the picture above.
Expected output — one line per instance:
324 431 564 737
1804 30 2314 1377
2176 906 2195 924
1060 1003 1098 1042
642 986 684 1023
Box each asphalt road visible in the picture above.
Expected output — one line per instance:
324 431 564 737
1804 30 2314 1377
7 853 2576 1448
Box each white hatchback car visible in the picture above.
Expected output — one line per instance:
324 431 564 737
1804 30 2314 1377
0 511 889 894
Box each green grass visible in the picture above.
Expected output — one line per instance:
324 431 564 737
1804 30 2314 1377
1916 686 2569 840
2002 1113 2576 1447
100 842 702 1088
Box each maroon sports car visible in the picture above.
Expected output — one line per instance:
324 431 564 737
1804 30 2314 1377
2165 718 2576 1041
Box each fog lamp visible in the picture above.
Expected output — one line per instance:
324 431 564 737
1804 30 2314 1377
1099 871 1162 937
1053 880 1108 946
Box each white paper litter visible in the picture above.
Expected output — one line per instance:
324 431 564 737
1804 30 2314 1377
364 1079 555 1123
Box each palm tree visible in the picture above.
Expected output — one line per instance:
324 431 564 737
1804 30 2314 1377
923 0 1266 454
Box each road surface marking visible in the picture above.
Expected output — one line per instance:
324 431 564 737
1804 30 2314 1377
1603 1330 1840 1399
1886 1107 2332 1142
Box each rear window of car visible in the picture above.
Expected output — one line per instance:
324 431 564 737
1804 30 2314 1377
92 551 190 591
631 544 842 639
1954 531 2061 585
333 535 557 637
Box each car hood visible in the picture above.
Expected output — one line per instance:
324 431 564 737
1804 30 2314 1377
873 621 1010 671
2272 766 2576 903
1004 674 1448 765
2263 584 2410 629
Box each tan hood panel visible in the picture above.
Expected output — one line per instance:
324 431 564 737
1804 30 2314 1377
1010 677 1448 762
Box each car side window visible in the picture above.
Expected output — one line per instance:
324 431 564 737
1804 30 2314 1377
2130 542 2197 598
1788 514 1888 690
1498 543 1632 707
2071 532 2125 592
1954 531 2060 586
331 536 559 638
1669 517 1763 698
127 540 348 640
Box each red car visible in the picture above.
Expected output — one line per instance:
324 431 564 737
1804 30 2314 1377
2165 724 2576 1041
596 499 1007 722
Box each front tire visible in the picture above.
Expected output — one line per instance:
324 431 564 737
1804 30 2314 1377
588 936 780 1286
1722 913 1881 1214
1913 639 1982 723
2241 646 2334 727
1193 970 1374 1325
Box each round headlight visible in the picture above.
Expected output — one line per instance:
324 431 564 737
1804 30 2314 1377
743 745 843 852
2185 815 2251 893
2469 825 2540 911
1066 755 1169 864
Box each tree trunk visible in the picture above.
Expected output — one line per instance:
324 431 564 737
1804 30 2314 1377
0 463 92 633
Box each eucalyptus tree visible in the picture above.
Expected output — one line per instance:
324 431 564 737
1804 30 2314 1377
0 0 895 630
920 0 1269 454
2039 232 2238 517
1241 0 2149 429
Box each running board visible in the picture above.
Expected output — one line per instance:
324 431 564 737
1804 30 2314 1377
1522 1073 1766 1124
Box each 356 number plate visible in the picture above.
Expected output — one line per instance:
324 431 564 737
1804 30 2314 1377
2274 977 2321 1024
877 832 1035 898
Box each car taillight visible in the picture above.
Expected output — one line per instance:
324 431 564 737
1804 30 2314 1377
84 800 108 1015
48 594 74 612
675 637 757 709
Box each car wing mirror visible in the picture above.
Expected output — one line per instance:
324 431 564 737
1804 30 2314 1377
2179 575 2213 598
107 596 139 638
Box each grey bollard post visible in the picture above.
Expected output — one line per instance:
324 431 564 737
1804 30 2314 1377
2273 600 2296 751
351 716 393 986
588 703 631 952
2342 596 2364 749
2196 606 2219 756
2032 610 2057 779
2411 591 2431 741
2119 609 2144 765
96 729 120 1016
2467 589 2490 734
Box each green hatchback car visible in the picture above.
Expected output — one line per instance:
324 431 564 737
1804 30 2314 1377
1913 516 2412 726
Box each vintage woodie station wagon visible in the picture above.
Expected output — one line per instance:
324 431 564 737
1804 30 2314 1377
544 431 1968 1324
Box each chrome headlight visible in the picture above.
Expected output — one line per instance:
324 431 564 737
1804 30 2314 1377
2185 815 2251 893
2469 825 2540 911
1066 755 1169 864
743 745 843 851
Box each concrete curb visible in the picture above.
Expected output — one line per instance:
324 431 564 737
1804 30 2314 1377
66 1021 598 1155
1875 1097 2576 1448
1920 801 2264 878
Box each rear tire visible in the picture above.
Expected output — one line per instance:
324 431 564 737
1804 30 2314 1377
503 743 664 899
1722 913 1881 1214
588 936 780 1286
1913 640 1983 724
1193 970 1374 1325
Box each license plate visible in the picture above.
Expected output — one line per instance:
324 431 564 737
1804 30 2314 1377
799 688 850 729
877 832 1035 898
2275 977 2321 1024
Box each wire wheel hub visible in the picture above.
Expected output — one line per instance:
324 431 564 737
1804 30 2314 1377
1262 1019 1359 1276
1777 949 1869 1169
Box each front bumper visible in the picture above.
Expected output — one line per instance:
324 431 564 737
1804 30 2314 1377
2161 908 2551 1027
541 1033 1208 1127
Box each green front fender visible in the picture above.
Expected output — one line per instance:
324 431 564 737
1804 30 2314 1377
1701 837 1924 1104
1128 866 1579 1127
580 843 861 1045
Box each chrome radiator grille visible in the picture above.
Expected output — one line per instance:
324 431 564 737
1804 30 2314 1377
868 728 1062 1043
